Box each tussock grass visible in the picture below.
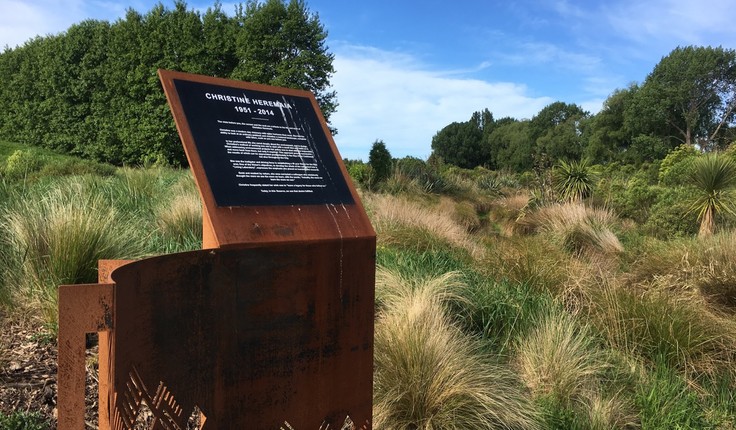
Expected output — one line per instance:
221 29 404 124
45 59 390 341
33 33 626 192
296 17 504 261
437 197 482 233
522 203 623 256
590 281 736 375
366 193 485 258
515 308 608 406
0 177 147 329
627 232 736 314
484 236 572 295
155 175 202 252
585 393 638 430
375 266 467 312
374 267 540 430
490 193 530 236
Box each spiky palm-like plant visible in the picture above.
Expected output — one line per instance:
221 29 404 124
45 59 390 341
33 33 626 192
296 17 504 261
552 159 597 202
688 154 736 237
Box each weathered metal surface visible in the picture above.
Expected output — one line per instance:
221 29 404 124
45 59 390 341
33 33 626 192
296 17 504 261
158 69 375 249
97 260 134 430
58 72 376 429
57 282 114 429
107 240 375 429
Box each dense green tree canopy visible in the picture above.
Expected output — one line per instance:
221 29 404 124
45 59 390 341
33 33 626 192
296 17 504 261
431 109 495 169
0 0 336 166
630 46 736 151
232 0 336 121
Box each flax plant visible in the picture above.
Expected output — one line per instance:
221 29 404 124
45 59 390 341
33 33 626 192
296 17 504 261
687 153 736 237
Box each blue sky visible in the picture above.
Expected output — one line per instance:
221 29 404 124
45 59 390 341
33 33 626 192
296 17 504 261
2 0 736 160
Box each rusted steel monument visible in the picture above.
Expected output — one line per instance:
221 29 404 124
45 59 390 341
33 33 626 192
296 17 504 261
57 70 376 429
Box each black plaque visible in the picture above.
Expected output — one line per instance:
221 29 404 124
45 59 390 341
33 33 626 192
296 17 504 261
172 79 353 207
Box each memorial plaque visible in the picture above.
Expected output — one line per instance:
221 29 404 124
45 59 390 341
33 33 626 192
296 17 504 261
159 70 372 247
171 78 352 207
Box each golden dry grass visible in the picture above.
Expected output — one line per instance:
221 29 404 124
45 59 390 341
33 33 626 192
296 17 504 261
522 203 623 257
374 267 541 430
365 193 485 258
515 308 608 406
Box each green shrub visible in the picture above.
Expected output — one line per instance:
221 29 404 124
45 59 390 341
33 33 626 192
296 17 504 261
346 162 374 190
2 149 43 179
644 186 698 238
368 140 393 185
0 410 50 430
658 144 699 186
552 158 597 202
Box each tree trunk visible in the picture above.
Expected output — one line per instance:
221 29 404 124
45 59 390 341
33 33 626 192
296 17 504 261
698 206 715 238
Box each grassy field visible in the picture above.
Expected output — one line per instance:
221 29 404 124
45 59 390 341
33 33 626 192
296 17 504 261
1 141 735 429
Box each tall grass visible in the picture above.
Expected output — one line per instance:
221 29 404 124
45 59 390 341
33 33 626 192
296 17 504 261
366 193 485 258
458 279 553 354
154 175 202 252
0 177 147 329
590 281 735 375
521 203 623 256
515 308 608 406
635 361 710 429
373 267 540 429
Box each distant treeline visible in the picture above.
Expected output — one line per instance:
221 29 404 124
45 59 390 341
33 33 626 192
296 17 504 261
0 0 335 166
431 46 736 171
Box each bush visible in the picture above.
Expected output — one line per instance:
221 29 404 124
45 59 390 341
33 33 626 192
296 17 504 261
0 410 50 430
1 149 43 179
658 144 699 186
644 186 698 238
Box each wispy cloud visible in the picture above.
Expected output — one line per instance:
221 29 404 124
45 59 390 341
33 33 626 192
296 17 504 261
330 44 552 160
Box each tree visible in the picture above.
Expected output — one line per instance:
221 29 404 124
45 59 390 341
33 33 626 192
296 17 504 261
487 120 533 172
368 140 392 185
232 0 337 122
585 84 638 163
688 153 736 237
430 110 496 169
632 46 736 151
530 102 588 166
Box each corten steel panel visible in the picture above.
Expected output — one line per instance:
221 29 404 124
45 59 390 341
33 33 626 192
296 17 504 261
158 69 375 248
57 283 114 430
107 240 375 429
98 260 134 430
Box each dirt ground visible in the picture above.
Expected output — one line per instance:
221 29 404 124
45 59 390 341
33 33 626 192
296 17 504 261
0 310 99 430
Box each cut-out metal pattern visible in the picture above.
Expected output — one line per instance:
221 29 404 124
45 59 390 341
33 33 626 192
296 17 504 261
113 367 188 430
281 416 370 430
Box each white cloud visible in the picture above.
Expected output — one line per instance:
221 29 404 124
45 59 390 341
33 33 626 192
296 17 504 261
330 44 552 160
604 0 736 47
0 0 136 48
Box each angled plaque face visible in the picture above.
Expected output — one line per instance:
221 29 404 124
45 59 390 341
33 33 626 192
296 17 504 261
171 78 353 207
160 69 374 246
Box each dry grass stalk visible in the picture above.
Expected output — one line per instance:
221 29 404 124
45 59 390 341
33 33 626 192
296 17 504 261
374 267 540 430
366 193 485 258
